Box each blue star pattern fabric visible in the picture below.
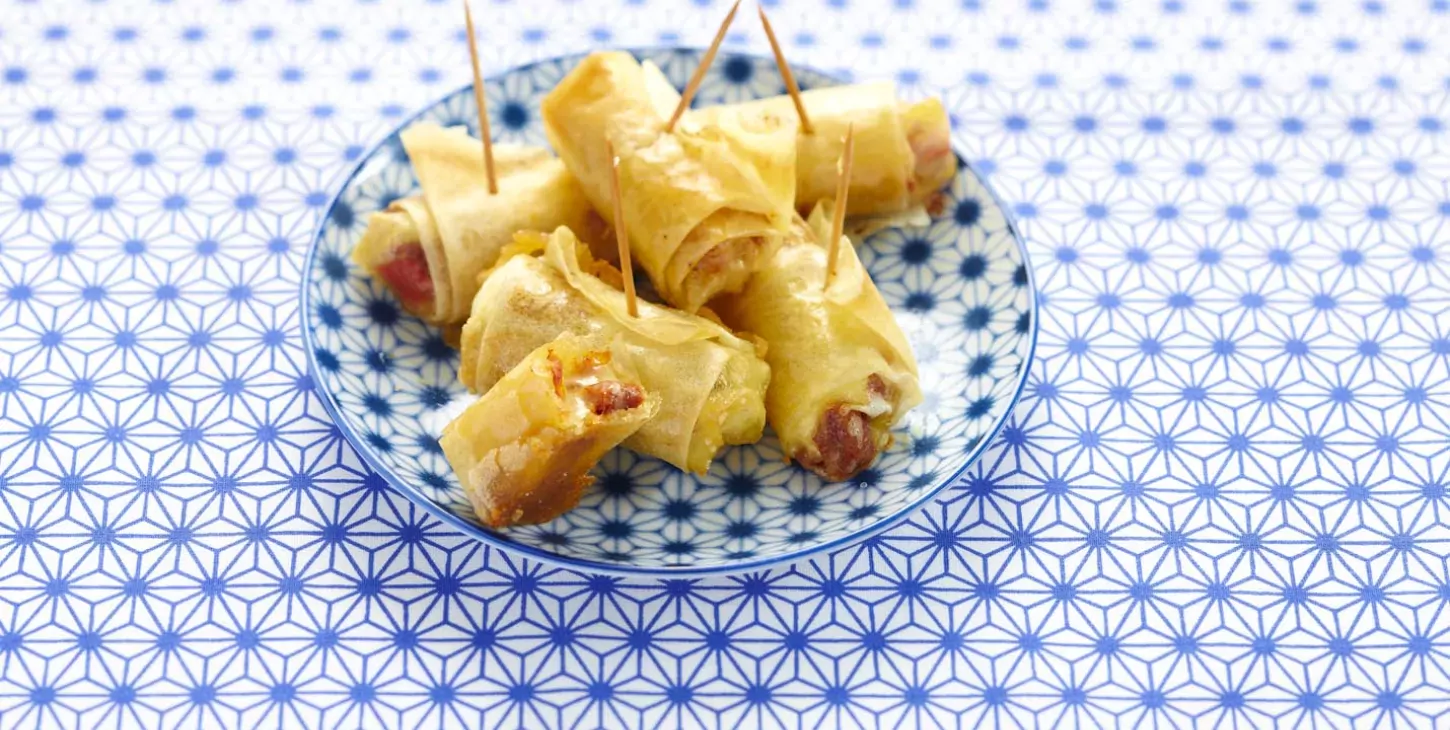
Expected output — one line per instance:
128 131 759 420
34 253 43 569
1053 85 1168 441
2 0 1449 727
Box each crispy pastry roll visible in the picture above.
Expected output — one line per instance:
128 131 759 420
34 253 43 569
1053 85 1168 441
541 51 797 313
460 226 770 474
715 203 922 481
351 122 606 324
693 82 956 218
439 334 657 528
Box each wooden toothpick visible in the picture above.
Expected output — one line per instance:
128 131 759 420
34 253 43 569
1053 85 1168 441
757 5 812 135
665 0 742 133
825 124 855 286
606 139 639 317
464 0 498 194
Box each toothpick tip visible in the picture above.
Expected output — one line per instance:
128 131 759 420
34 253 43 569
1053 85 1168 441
606 137 637 317
758 3 813 135
825 122 855 285
464 0 497 193
666 0 742 132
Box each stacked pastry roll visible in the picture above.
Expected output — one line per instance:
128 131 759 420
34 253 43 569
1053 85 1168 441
690 82 956 219
461 228 770 477
440 333 658 526
540 51 799 313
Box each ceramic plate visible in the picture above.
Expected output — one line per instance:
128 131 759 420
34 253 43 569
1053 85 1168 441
301 48 1037 576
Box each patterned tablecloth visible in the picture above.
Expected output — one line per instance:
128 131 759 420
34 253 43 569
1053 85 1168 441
3 0 1449 727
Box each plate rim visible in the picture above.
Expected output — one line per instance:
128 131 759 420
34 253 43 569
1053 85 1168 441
298 46 1041 578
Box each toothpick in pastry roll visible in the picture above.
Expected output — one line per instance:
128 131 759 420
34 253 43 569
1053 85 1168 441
540 51 798 313
714 202 922 481
693 82 956 220
460 226 771 474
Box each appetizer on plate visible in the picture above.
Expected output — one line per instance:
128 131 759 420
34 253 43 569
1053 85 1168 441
351 122 606 325
541 51 798 313
352 0 969 531
440 333 658 527
459 227 771 474
716 202 922 481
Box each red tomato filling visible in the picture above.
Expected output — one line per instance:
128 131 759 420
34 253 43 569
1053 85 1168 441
906 124 954 195
374 242 433 310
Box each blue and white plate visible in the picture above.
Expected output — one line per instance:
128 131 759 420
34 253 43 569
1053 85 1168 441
301 48 1037 576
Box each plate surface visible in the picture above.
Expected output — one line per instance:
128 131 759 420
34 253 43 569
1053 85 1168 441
301 48 1037 575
